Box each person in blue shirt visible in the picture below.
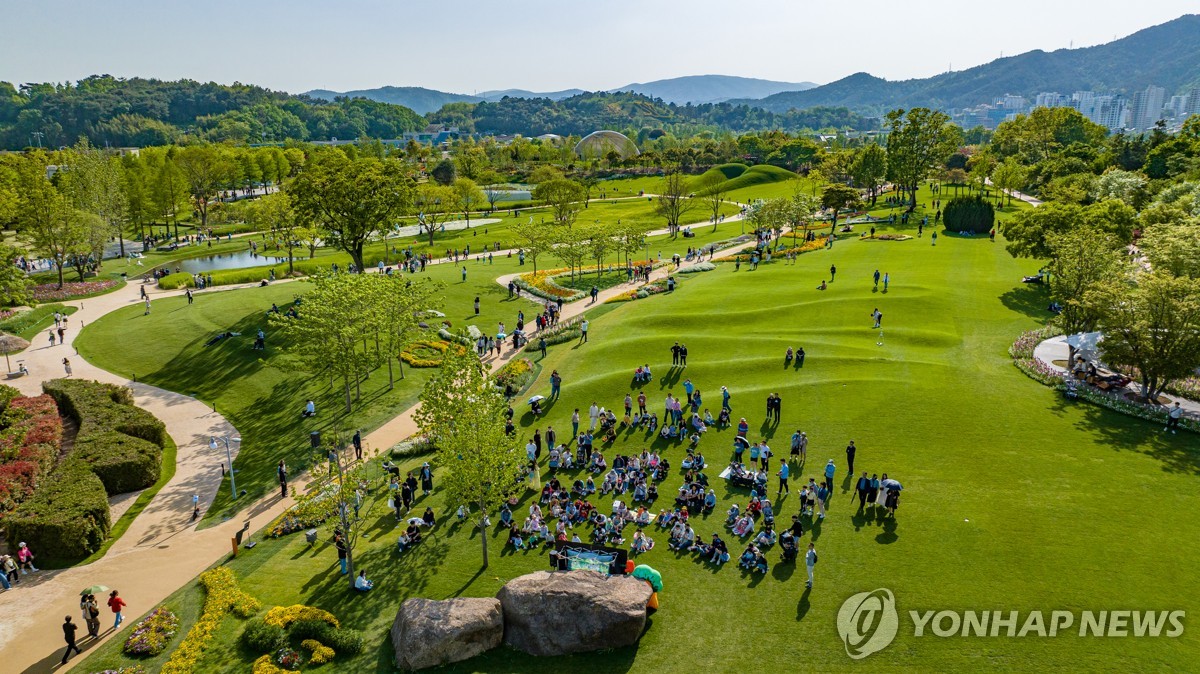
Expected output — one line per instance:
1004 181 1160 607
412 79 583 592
824 459 836 492
816 483 829 520
777 462 790 497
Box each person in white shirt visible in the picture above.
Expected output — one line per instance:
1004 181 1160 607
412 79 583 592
354 571 374 592
588 403 600 430
1165 402 1183 433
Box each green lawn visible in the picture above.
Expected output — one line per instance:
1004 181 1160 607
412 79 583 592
75 222 1200 672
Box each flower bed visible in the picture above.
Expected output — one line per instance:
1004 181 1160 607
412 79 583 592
91 667 148 674
399 340 466 368
123 607 180 656
493 358 536 394
266 484 337 537
276 648 303 670
302 639 335 665
731 238 823 263
677 262 716 274
0 394 63 519
264 604 340 630
32 280 121 303
860 233 912 241
516 261 655 303
161 567 260 674
606 278 672 304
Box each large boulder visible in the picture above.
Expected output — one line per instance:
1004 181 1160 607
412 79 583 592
496 570 652 656
391 597 504 671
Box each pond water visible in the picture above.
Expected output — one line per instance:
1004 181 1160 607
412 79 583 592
171 250 290 275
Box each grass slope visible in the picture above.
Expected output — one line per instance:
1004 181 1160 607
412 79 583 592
78 224 1200 673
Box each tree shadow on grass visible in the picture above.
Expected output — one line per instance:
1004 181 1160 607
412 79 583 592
1050 395 1200 476
999 284 1051 320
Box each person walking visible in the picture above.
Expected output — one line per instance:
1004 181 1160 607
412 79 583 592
829 264 836 282
871 309 882 328
873 269 880 288
580 319 589 343
549 370 561 398
824 459 836 492
16 542 36 572
57 325 65 343
61 616 82 664
473 296 480 315
335 533 349 574
805 543 817 588
855 472 871 509
82 594 101 637
108 590 126 629
187 289 194 304
0 559 9 590
637 391 647 416
144 297 151 315
590 286 599 304
538 337 547 360
277 460 288 499
777 461 790 497
883 273 889 291
352 429 363 461
1165 402 1183 433
846 440 857 474
48 330 56 347
62 358 72 376
461 266 467 282
931 230 938 246
571 409 580 439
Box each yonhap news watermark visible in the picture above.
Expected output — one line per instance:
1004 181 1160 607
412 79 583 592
837 588 1186 660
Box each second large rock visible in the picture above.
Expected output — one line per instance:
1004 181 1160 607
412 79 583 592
391 597 503 670
496 570 652 656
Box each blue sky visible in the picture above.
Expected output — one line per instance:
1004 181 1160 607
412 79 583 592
0 0 1195 94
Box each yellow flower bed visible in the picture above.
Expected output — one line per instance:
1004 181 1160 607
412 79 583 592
263 604 340 629
302 638 336 664
161 567 261 674
517 267 583 300
399 340 467 368
252 654 288 674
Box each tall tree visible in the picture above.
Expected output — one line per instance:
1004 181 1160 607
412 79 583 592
1046 228 1126 363
1087 271 1200 402
511 218 550 273
288 153 413 271
479 170 506 212
16 156 87 288
247 193 303 275
821 183 862 230
654 172 696 237
414 183 456 246
151 150 188 239
991 158 1027 206
850 143 887 206
0 243 32 305
62 140 129 258
413 347 524 568
532 178 584 227
174 145 233 230
885 108 957 210
452 178 486 228
697 171 730 230
1141 223 1200 279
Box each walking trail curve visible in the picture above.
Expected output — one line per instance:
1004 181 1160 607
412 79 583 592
0 212 763 672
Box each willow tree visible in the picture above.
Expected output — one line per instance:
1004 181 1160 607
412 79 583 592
414 348 523 567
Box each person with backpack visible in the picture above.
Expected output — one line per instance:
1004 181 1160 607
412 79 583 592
805 543 818 589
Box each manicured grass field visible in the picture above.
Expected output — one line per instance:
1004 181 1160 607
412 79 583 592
76 222 1200 672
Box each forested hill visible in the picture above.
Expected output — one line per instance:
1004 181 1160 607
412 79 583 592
742 14 1200 114
0 75 425 150
426 91 874 136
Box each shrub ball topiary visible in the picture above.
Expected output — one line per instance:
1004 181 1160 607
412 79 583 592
942 196 995 234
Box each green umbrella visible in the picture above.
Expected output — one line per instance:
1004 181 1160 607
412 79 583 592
631 564 662 592
80 584 109 596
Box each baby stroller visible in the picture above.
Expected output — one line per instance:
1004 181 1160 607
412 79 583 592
779 535 798 563
1063 380 1079 401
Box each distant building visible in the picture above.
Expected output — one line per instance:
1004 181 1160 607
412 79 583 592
1129 85 1166 131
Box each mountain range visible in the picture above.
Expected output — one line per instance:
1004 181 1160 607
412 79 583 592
308 15 1200 118
735 14 1200 113
304 74 815 114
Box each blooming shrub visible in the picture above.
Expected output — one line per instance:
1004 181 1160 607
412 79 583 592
263 604 340 630
252 655 288 674
123 607 180 656
677 262 716 273
91 667 148 674
861 233 912 241
276 648 303 670
301 639 336 665
31 280 119 302
731 238 823 263
605 278 671 304
0 394 62 518
493 358 535 394
514 268 586 302
160 567 260 674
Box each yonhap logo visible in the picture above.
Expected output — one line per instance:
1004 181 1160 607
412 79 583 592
838 588 899 659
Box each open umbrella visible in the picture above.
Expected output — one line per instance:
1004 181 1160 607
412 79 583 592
527 395 545 405
631 564 663 592
882 479 903 491
80 584 109 596
0 333 30 372
733 436 750 449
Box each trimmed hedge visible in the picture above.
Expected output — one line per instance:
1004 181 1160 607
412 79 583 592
0 384 19 414
43 379 166 495
4 458 110 560
943 196 995 234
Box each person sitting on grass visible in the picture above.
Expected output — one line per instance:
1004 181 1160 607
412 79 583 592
507 524 526 550
635 507 653 526
753 549 769 574
754 521 777 548
397 531 414 553
354 571 374 592
499 504 512 528
703 489 717 513
738 544 760 570
655 508 676 529
725 503 741 526
422 507 435 528
731 513 755 537
779 529 798 562
631 529 655 555
708 534 730 564
703 409 715 426
682 451 705 471
301 399 316 418
717 408 730 428
646 413 659 434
